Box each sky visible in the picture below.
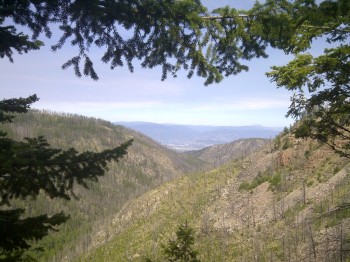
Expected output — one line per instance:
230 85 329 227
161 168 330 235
1 0 311 127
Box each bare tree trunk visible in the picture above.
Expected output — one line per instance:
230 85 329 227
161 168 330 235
282 236 286 262
340 223 344 262
308 224 317 260
273 198 277 221
302 179 306 205
279 197 285 219
325 228 330 262
294 219 299 262
288 238 291 262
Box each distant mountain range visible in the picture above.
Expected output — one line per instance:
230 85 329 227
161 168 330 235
117 122 282 151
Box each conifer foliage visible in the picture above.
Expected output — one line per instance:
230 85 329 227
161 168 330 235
262 0 350 158
162 223 200 262
146 222 200 262
0 95 132 261
209 0 350 158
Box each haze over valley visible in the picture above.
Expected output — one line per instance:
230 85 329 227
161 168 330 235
118 121 282 151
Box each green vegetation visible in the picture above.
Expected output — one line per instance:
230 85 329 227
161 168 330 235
0 97 132 261
239 175 268 191
75 163 237 261
239 172 282 192
74 133 350 261
1 103 349 262
282 138 291 150
1 109 201 261
147 222 200 262
269 173 282 189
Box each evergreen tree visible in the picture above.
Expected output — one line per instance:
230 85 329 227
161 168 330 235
204 0 350 157
162 222 200 262
0 95 132 261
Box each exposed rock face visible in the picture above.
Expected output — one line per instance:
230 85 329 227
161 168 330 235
278 151 292 167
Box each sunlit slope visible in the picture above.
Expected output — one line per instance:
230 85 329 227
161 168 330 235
77 130 350 262
186 138 269 167
3 110 204 261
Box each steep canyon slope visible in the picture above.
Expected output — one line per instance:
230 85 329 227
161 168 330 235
76 131 350 262
2 110 204 261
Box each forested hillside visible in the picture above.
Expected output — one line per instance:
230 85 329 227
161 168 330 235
4 110 350 262
76 129 350 262
2 110 204 261
186 138 269 168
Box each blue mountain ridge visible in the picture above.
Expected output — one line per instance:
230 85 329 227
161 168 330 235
116 121 282 151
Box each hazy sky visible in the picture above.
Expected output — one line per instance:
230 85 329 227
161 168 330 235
1 1 304 127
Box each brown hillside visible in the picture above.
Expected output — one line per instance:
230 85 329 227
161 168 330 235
78 130 350 262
